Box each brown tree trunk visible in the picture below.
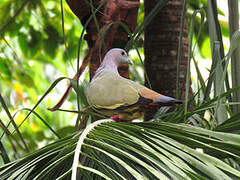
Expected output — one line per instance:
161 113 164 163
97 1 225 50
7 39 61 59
144 0 189 120
66 0 140 79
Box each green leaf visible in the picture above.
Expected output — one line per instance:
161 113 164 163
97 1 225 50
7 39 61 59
193 57 206 93
5 22 23 37
1 121 240 179
56 126 75 137
216 111 240 132
15 70 35 87
199 37 211 58
18 33 28 57
28 27 42 57
0 58 11 79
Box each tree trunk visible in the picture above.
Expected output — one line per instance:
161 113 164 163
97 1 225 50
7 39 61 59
228 0 240 114
144 0 188 120
66 0 140 79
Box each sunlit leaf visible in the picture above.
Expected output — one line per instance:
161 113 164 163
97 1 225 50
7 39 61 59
15 69 35 88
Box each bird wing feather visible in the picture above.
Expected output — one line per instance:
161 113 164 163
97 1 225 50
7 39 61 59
87 70 140 110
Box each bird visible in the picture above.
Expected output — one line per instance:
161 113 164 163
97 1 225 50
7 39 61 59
86 48 182 121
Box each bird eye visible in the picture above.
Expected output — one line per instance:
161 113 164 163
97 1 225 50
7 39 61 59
121 51 125 56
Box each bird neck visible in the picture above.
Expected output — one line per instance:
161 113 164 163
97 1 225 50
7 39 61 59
99 59 119 73
93 60 119 80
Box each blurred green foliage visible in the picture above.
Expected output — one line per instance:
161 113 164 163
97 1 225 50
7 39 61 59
0 0 89 162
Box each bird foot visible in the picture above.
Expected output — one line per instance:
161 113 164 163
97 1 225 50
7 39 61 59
111 115 122 122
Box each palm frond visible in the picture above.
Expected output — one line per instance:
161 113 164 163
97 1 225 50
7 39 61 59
1 120 240 179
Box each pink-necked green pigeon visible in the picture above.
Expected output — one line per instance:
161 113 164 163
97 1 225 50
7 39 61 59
86 48 182 121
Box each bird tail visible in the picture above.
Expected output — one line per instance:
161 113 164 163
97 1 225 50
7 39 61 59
152 96 182 106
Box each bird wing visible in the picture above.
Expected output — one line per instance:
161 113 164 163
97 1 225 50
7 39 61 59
87 70 141 110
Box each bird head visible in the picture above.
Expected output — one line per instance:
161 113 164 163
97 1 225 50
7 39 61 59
104 48 133 67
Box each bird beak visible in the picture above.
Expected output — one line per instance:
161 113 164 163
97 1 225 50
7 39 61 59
128 58 133 65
